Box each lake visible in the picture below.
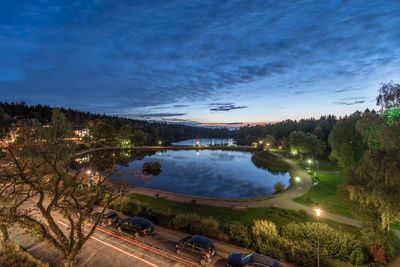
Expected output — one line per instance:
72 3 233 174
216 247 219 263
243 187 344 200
171 138 236 146
108 149 290 199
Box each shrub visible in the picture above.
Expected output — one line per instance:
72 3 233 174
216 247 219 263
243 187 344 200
252 220 278 242
120 200 143 216
223 222 252 248
142 162 161 175
190 199 197 206
0 241 49 267
273 182 285 193
281 222 366 265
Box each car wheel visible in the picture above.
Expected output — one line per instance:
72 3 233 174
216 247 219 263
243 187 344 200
176 249 182 256
117 227 122 233
134 232 140 239
200 258 207 266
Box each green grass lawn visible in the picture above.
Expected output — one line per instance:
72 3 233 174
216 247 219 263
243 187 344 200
127 193 360 235
295 172 355 218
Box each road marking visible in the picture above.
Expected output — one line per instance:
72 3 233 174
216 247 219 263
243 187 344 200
58 221 159 267
68 217 194 266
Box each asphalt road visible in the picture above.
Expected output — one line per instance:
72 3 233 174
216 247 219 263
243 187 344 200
58 217 236 267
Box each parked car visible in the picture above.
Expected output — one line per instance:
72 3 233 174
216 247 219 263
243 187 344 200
88 210 120 227
116 217 154 238
176 235 216 266
226 253 280 267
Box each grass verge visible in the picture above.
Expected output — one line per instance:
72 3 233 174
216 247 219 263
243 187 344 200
295 172 355 218
128 192 360 235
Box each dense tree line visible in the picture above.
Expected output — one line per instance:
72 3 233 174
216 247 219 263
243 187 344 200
235 115 337 146
0 101 234 144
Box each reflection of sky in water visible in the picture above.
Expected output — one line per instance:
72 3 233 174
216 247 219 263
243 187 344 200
122 149 290 199
171 138 236 146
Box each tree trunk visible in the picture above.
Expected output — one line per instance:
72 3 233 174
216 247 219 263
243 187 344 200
60 253 77 267
0 223 9 246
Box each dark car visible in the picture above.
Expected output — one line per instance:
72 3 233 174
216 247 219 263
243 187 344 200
176 235 216 266
88 210 120 227
116 217 154 238
226 253 280 267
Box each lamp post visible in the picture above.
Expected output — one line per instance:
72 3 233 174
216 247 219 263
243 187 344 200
158 140 162 146
314 205 322 267
295 176 300 198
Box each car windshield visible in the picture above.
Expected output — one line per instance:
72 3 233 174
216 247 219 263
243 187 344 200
241 254 253 265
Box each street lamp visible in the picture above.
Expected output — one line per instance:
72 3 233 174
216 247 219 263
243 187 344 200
158 140 162 145
314 205 323 267
87 170 91 175
295 176 300 198
259 140 263 144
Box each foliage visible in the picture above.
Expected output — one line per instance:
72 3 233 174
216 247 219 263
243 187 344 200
328 114 366 168
223 222 252 247
252 219 278 242
345 149 400 233
273 182 285 193
142 161 161 176
281 222 366 265
262 134 275 148
251 151 292 174
0 240 49 267
0 109 125 267
289 131 324 159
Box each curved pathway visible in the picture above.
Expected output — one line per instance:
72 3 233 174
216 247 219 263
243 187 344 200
121 151 361 227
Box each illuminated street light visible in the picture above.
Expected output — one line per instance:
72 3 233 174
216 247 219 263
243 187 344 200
278 146 282 149
259 140 263 144
314 205 323 267
196 140 200 146
87 170 91 175
158 140 162 145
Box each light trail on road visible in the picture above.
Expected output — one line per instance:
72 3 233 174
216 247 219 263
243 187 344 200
58 220 159 267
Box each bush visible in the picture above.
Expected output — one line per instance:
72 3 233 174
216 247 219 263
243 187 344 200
223 222 252 248
190 199 197 206
281 222 366 265
273 182 285 193
142 162 161 175
252 220 278 242
0 241 49 267
120 200 143 216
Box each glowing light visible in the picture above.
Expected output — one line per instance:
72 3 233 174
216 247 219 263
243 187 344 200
87 170 91 175
158 141 162 145
308 159 312 164
315 208 322 217
295 177 300 182
259 140 263 144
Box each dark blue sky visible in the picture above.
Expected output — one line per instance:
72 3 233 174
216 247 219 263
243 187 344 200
1 0 399 126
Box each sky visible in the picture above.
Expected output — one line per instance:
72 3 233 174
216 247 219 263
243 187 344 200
1 0 400 127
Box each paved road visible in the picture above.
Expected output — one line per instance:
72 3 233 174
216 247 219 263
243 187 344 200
122 151 361 227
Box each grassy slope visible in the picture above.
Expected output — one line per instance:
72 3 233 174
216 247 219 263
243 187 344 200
128 193 360 235
295 172 355 218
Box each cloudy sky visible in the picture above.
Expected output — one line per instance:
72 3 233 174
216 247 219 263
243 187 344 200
1 0 399 126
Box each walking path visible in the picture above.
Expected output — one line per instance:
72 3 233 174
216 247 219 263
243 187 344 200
121 151 361 227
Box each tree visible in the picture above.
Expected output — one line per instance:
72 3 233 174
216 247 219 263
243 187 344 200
289 131 324 160
376 81 400 109
91 121 115 142
1 109 125 266
262 134 276 149
131 130 147 146
328 114 367 169
345 149 400 233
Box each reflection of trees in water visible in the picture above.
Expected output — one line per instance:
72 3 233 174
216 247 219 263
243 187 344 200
72 149 159 183
251 152 290 175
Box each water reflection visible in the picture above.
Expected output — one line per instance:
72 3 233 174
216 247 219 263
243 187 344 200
77 149 290 199
172 138 236 146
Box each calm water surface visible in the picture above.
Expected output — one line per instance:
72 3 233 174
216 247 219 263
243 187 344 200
122 149 290 199
171 138 236 146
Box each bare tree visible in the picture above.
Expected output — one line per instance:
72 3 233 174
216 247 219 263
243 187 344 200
1 109 125 266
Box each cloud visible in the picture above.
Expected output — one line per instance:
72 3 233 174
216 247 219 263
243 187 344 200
0 0 399 119
120 113 186 119
333 100 366 105
210 104 248 112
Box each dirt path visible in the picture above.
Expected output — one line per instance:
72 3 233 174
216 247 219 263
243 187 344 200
121 151 361 227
